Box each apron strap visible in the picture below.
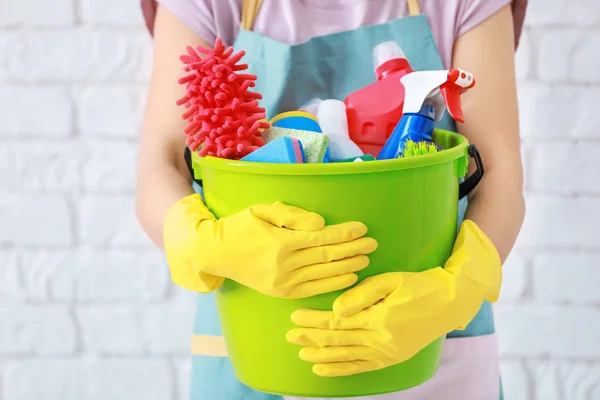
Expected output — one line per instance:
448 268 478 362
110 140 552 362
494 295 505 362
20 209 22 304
406 0 421 16
240 0 263 31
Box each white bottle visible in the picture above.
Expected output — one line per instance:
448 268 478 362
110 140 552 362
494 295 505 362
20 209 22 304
316 99 364 161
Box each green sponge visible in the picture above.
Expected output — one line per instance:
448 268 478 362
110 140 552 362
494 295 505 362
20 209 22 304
335 154 376 163
401 140 439 158
262 127 328 163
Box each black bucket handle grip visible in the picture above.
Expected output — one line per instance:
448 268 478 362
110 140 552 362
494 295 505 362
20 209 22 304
185 147 203 186
459 144 484 199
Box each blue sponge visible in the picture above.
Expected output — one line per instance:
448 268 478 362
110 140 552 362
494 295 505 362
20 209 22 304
262 127 328 163
241 136 305 163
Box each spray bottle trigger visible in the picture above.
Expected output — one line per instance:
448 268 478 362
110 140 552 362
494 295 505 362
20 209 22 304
440 83 464 123
440 69 476 123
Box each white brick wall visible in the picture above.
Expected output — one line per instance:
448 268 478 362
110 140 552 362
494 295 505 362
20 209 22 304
0 1 599 399
498 1 600 398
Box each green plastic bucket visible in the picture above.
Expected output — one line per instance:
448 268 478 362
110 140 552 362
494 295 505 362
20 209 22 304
190 129 483 398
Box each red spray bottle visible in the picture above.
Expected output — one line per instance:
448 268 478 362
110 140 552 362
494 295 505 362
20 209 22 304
344 41 414 156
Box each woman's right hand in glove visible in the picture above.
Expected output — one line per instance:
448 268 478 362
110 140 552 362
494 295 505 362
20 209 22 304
163 194 379 299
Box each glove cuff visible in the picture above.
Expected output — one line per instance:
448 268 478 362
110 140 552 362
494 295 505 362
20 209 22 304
163 194 224 293
446 220 502 303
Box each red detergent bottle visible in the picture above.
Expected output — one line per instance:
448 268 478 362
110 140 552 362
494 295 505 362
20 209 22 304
345 41 414 156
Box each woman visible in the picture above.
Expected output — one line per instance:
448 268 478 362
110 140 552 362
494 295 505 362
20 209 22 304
136 0 527 398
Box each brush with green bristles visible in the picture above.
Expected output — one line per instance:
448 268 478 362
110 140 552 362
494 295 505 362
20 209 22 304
400 140 440 158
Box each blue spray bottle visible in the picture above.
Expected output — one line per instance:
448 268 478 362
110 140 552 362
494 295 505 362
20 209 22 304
377 68 476 160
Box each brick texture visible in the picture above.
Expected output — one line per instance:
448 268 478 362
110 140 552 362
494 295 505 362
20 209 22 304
1 0 600 399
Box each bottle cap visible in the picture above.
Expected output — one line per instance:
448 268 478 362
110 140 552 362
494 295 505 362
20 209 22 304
372 41 406 70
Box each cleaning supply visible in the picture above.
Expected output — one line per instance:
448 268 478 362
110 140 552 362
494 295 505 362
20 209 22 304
316 99 364 161
286 219 501 377
270 111 322 132
270 110 331 162
241 136 306 163
163 194 378 298
262 126 329 163
335 154 376 163
344 41 414 156
177 38 270 159
191 128 485 397
378 68 476 160
401 140 439 158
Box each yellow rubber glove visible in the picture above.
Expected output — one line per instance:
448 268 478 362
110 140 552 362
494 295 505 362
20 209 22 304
163 194 378 298
286 219 501 377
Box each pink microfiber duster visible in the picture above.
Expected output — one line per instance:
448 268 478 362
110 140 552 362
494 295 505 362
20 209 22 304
177 38 270 159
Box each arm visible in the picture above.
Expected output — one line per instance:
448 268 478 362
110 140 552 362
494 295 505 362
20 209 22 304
137 5 378 298
135 5 213 248
452 4 526 263
284 7 523 370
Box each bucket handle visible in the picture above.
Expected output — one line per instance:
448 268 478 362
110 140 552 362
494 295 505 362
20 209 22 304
459 145 484 199
185 147 203 185
185 145 485 197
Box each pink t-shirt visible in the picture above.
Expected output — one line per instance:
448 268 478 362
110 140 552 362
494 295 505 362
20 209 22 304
157 0 511 69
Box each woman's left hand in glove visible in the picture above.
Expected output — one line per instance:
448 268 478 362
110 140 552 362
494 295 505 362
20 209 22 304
285 219 502 377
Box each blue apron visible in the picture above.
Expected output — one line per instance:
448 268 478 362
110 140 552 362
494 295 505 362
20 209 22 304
189 1 500 399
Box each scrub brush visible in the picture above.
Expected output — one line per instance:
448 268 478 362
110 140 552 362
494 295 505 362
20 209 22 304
400 140 439 158
177 38 270 159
